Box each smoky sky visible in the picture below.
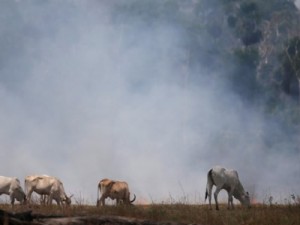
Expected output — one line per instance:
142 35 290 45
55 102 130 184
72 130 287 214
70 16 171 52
0 0 299 205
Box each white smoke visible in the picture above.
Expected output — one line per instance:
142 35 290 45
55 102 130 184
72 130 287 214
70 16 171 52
0 0 299 205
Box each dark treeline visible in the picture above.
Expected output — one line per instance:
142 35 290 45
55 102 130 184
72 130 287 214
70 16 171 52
1 0 299 127
0 0 299 159
110 0 300 131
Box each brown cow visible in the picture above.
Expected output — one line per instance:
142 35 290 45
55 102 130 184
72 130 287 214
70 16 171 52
96 178 136 206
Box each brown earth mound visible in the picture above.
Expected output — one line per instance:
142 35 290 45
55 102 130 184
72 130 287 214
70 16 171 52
0 209 197 225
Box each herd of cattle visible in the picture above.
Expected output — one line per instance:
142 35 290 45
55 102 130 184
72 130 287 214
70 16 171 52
0 166 250 210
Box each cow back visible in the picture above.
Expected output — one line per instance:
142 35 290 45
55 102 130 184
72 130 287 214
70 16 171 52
110 182 129 200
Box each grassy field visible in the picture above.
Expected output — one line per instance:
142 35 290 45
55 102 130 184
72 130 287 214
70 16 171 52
1 203 300 225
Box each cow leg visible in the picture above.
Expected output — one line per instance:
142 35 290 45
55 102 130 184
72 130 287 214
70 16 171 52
117 198 124 205
43 195 49 205
207 187 213 210
97 194 106 206
227 194 234 210
205 179 214 210
99 196 106 206
227 187 235 210
9 194 15 208
26 190 34 204
39 195 44 205
55 198 61 206
214 188 221 210
40 195 46 205
48 193 53 205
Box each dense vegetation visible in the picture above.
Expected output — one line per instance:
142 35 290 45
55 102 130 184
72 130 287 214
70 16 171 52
103 0 300 164
112 0 300 127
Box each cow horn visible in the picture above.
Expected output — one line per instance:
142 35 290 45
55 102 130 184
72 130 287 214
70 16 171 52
130 194 136 203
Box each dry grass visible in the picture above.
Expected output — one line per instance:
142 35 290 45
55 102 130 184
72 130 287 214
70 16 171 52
1 203 300 225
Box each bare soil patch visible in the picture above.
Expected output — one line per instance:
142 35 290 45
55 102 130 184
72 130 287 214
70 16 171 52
0 209 192 225
1 204 300 225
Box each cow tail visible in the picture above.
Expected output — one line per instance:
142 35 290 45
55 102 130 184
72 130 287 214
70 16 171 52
24 179 28 196
205 169 214 202
97 183 100 202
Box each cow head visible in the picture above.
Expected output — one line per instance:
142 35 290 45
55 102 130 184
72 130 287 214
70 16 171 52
64 194 73 205
15 187 27 205
240 191 251 208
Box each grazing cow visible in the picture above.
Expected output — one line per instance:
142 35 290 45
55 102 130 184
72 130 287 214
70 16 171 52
96 178 136 206
205 166 250 210
25 175 72 206
0 176 26 206
25 175 49 204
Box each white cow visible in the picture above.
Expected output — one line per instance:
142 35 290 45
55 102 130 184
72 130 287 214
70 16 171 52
25 175 50 204
25 175 72 206
205 166 250 210
0 176 26 206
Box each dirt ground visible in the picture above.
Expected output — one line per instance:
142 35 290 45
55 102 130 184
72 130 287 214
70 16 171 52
0 209 195 225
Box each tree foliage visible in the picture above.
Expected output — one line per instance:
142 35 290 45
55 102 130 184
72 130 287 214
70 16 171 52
111 0 300 126
278 37 300 96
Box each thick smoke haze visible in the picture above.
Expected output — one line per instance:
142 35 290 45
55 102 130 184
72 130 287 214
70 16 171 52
0 1 299 205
